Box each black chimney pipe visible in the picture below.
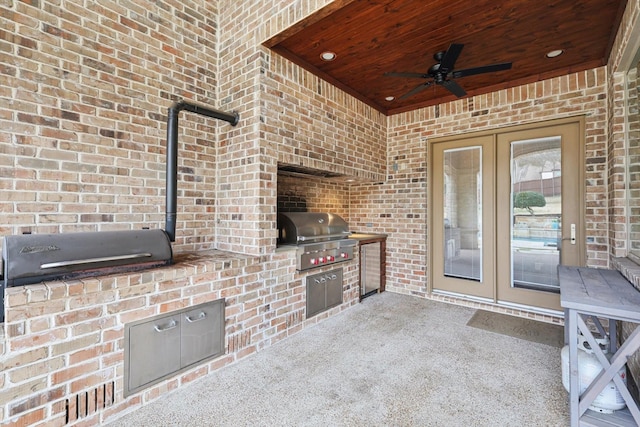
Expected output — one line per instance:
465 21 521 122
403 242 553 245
165 100 239 242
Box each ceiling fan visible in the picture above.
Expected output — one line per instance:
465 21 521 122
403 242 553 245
384 43 512 100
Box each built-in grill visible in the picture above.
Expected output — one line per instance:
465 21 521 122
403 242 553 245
278 212 356 271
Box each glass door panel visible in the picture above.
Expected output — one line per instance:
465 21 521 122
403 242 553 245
510 137 561 292
432 135 494 300
443 147 483 281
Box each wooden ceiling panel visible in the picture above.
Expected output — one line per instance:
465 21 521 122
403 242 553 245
266 0 627 115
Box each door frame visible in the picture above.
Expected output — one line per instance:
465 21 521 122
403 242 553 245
428 116 586 311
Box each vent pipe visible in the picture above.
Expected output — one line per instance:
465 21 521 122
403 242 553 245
165 100 239 242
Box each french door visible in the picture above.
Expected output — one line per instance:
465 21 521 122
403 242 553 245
430 119 583 312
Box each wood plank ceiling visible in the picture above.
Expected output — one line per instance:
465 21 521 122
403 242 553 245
264 0 627 115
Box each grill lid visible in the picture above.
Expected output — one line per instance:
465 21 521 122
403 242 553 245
278 212 351 245
2 229 172 288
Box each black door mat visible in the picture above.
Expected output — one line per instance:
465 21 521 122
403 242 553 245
467 310 564 348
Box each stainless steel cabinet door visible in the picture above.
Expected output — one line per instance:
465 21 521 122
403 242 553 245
128 315 181 391
362 242 381 295
181 300 225 367
307 277 326 318
325 270 343 309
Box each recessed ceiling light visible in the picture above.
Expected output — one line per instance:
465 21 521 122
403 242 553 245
320 51 336 61
385 96 395 101
546 49 564 58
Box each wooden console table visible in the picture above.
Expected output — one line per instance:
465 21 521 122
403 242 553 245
559 266 640 427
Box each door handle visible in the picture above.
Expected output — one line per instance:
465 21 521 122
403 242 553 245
185 312 207 323
154 319 178 332
561 224 576 245
570 223 576 245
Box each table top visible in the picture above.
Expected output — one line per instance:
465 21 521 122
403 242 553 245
559 266 640 322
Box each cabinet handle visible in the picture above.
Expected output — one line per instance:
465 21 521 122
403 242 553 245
185 312 207 323
154 319 178 332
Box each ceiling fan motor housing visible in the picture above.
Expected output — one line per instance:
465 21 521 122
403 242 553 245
385 43 512 100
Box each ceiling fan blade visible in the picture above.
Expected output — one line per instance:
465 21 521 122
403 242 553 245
452 62 512 79
398 81 433 100
439 43 464 74
441 79 467 97
384 72 429 79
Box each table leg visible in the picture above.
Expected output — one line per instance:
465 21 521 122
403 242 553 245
564 308 569 345
609 318 617 354
577 316 640 424
568 309 579 427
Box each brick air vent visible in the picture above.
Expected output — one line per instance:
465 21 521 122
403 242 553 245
65 381 115 424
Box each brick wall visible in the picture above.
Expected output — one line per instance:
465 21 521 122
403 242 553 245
607 0 640 397
606 0 639 260
0 0 228 255
213 0 386 256
263 52 387 182
349 68 610 298
277 174 350 216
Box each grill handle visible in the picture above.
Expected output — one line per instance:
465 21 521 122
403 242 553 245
297 232 352 242
40 253 152 269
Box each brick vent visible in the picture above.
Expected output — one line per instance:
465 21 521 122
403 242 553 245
65 381 115 424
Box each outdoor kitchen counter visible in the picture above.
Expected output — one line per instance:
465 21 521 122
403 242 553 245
2 249 260 321
349 233 388 241
172 249 259 265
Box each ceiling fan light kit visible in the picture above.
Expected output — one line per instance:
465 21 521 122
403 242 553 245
385 43 512 100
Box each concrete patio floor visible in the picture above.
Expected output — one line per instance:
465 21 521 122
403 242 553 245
109 292 569 426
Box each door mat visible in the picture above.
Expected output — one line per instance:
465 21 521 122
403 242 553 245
467 310 564 348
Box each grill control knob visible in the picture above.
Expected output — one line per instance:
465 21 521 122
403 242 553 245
327 255 335 262
310 258 318 265
318 257 326 263
340 252 349 259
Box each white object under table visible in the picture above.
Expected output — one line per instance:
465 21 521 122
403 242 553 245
559 266 640 427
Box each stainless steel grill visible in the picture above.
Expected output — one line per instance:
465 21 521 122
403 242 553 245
278 212 356 271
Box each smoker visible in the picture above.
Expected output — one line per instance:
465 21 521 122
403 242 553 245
277 212 356 271
0 100 239 322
